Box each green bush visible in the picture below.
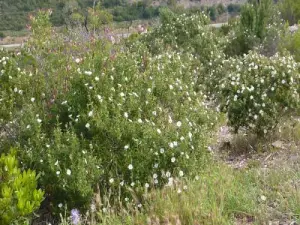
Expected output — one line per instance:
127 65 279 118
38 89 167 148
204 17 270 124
0 149 44 225
225 0 278 56
0 31 5 39
141 9 222 64
0 11 219 213
215 52 300 135
280 26 300 62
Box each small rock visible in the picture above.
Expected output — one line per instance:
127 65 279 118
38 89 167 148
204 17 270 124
272 140 285 149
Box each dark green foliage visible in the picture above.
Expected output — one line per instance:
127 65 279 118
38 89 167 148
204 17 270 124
0 31 5 39
227 3 241 14
225 0 275 56
0 0 161 31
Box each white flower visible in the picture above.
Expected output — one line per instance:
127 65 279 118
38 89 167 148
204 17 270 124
179 171 184 177
153 173 158 179
281 80 286 84
58 203 63 208
84 71 92 75
124 145 129 150
131 182 135 187
168 116 173 124
166 171 171 177
120 92 125 97
176 121 182 127
173 141 178 147
177 189 182 194
31 97 35 102
145 183 150 188
37 119 42 123
88 111 93 117
171 157 176 163
75 58 80 63
169 142 174 148
124 112 128 118
125 197 129 202
250 95 254 100
160 148 165 154
90 204 96 212
56 171 60 175
168 177 174 186
157 129 161 134
183 185 188 190
261 195 267 201
95 76 99 81
66 169 71 176
138 118 143 123
109 178 114 183
85 123 90 128
128 164 133 170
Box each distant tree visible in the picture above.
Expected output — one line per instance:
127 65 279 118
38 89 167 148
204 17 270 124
63 0 83 28
88 2 113 34
0 31 5 39
227 4 241 14
216 3 226 15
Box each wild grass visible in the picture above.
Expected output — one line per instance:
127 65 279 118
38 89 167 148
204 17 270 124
57 153 300 224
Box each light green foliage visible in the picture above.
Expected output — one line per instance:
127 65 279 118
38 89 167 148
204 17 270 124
0 150 44 225
215 52 300 134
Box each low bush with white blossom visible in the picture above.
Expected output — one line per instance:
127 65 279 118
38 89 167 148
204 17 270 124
214 52 300 134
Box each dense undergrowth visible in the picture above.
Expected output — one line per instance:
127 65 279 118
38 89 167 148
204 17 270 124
0 0 300 224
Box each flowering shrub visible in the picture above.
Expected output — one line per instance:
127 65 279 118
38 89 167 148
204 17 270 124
141 9 222 63
214 52 300 134
0 149 44 225
0 10 220 214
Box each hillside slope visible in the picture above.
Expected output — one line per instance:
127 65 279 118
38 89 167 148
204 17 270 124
0 0 244 31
